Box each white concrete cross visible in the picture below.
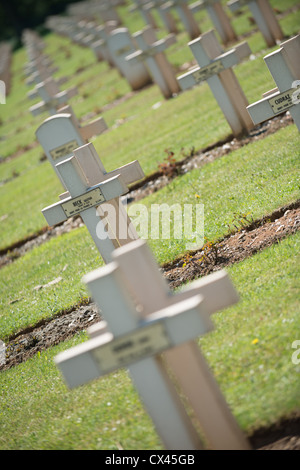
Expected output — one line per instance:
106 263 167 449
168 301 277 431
129 0 158 29
89 0 122 25
41 140 143 262
26 66 60 86
126 26 180 99
161 0 201 39
193 0 237 44
142 0 179 35
177 29 254 136
90 21 118 66
247 35 300 131
227 0 283 47
41 151 135 263
25 55 53 77
36 112 108 184
29 77 78 117
55 239 250 450
107 28 152 90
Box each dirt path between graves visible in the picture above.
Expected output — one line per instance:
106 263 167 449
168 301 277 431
1 199 299 450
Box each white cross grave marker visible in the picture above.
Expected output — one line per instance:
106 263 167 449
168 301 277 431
227 0 283 47
41 151 134 263
55 239 250 449
26 67 60 86
126 26 180 99
29 77 78 117
40 134 143 261
24 55 53 77
177 29 254 136
129 0 158 29
106 27 152 90
143 0 180 35
90 21 118 66
36 113 137 188
193 0 237 44
247 35 300 131
36 113 143 248
162 0 201 39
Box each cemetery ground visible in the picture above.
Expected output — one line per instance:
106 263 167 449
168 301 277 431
0 0 299 450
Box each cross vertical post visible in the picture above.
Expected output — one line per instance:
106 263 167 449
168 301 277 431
178 29 254 136
227 0 283 47
126 26 180 98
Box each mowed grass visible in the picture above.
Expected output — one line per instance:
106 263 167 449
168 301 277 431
0 231 299 450
0 0 300 250
0 123 299 340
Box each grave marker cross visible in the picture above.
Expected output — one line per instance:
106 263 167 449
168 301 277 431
192 0 237 44
41 150 131 263
126 26 180 99
247 35 300 131
40 136 142 262
227 0 283 47
107 28 152 90
55 239 250 450
162 0 201 39
29 78 77 117
178 29 254 136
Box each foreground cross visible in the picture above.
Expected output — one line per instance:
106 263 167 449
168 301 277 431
126 26 180 99
178 29 254 136
227 0 283 47
247 35 300 131
55 239 250 450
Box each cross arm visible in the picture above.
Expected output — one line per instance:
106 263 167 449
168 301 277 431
178 42 250 90
105 160 145 185
247 87 298 124
42 174 128 227
55 294 212 389
126 34 176 63
227 0 249 13
79 117 108 140
173 269 240 315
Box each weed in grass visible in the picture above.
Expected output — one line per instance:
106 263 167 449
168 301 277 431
227 212 255 234
157 148 178 177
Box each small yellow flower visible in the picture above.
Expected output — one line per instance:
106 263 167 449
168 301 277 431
251 338 259 345
195 194 201 199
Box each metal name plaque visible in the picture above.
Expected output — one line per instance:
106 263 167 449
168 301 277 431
93 322 171 374
50 140 79 160
269 87 299 114
62 187 105 217
192 59 225 84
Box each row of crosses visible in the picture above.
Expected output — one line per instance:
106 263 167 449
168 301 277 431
24 6 299 449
